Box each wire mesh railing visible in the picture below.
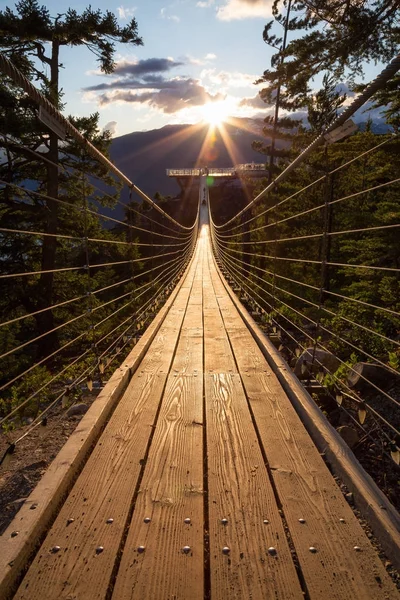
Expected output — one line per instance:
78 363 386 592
209 59 400 483
0 55 198 459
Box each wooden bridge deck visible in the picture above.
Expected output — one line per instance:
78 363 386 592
9 226 398 599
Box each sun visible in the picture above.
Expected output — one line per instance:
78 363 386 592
201 101 228 127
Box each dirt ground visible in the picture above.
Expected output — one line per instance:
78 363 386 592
0 393 97 535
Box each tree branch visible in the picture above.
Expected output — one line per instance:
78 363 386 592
33 42 51 66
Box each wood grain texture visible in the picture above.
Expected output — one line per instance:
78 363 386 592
211 252 399 598
0 248 198 600
205 373 303 600
112 237 205 600
112 373 204 600
203 240 303 600
13 247 198 600
203 250 236 374
214 251 400 573
9 225 399 600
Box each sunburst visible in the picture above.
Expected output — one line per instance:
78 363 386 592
201 101 229 127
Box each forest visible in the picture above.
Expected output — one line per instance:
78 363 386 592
0 1 399 507
208 0 400 503
0 1 198 437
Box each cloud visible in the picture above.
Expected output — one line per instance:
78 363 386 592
103 121 118 136
113 57 184 77
217 0 272 21
196 0 214 7
117 5 136 20
160 7 180 22
201 68 257 89
239 92 267 109
97 78 225 114
83 56 225 114
185 53 217 66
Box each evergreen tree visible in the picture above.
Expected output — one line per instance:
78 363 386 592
0 0 143 352
357 74 400 131
259 0 399 112
307 74 346 134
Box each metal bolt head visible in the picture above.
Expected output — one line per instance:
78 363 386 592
263 519 269 524
137 546 145 553
268 547 277 556
182 546 191 554
51 546 61 554
339 518 345 523
222 546 230 555
30 503 37 510
10 531 19 538
184 518 191 524
221 518 228 525
309 547 317 553
67 518 74 525
354 546 361 552
106 518 114 524
96 546 104 555
144 517 151 524
298 518 306 524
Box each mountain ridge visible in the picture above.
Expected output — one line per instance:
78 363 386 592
109 118 269 200
109 116 391 203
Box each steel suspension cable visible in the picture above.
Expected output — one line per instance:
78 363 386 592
1 135 192 238
0 179 192 242
0 51 195 232
212 54 400 229
212 134 399 235
219 248 400 353
216 253 400 432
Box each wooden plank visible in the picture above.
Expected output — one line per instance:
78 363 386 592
244 372 398 599
210 253 399 597
203 242 237 375
211 249 400 573
111 239 205 600
0 246 198 600
203 310 236 374
13 242 200 600
112 374 203 600
205 373 303 600
202 242 303 600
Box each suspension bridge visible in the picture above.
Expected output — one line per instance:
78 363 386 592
0 53 399 599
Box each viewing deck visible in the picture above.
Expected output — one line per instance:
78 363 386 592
166 164 267 178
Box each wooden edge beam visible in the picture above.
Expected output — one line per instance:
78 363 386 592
212 256 400 572
0 253 196 599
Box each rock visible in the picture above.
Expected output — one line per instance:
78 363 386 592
347 362 400 393
336 425 360 449
66 403 88 417
294 348 340 379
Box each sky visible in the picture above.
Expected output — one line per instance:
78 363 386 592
1 0 386 137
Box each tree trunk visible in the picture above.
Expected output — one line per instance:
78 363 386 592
36 40 59 358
